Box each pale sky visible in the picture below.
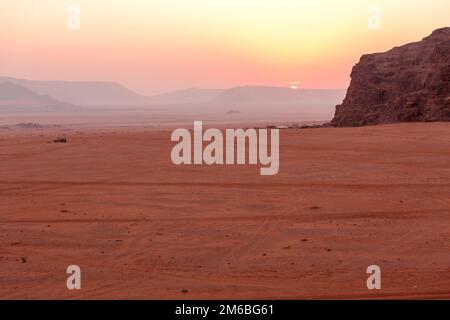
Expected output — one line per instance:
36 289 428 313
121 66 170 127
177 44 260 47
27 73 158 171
1 0 449 94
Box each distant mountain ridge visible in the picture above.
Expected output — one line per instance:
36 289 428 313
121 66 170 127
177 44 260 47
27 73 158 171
0 77 346 112
0 77 149 107
213 86 346 106
151 88 224 104
0 82 75 109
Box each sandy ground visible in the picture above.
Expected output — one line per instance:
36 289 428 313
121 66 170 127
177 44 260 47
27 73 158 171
0 122 449 299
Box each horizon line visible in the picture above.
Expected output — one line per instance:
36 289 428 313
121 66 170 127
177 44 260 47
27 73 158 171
0 75 347 97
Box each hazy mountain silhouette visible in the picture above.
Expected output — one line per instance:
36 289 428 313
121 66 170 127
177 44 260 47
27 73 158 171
151 88 224 104
213 86 346 106
0 82 75 110
0 77 149 107
0 77 346 115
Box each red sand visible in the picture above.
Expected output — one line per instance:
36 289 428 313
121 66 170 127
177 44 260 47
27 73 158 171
0 122 449 299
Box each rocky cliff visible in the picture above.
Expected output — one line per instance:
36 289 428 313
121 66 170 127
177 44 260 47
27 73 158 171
332 27 450 126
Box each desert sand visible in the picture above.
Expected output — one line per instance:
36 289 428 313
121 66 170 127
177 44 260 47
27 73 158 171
0 122 449 299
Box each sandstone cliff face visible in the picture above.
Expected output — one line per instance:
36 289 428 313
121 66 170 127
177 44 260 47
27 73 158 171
332 27 450 127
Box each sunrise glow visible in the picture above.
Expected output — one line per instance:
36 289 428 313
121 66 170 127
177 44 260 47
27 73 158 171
1 0 449 94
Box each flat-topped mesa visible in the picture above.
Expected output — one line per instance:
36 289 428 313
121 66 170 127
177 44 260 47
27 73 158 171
332 27 450 127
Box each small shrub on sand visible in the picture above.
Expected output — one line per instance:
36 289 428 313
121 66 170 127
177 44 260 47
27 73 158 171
53 137 67 143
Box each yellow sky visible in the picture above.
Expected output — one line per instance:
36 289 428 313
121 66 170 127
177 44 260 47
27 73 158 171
1 0 449 94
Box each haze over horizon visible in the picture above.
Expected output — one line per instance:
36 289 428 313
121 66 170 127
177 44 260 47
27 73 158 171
1 0 449 95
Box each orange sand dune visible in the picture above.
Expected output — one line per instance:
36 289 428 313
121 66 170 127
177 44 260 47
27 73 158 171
0 123 449 299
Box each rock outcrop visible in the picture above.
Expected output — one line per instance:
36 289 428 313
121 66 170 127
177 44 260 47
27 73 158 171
332 27 450 126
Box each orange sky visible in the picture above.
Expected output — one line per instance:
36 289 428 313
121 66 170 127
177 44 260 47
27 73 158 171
1 0 449 94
